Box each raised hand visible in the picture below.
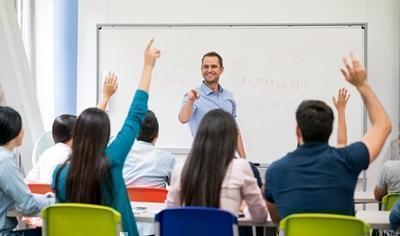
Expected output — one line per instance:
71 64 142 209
97 73 118 110
332 88 350 113
102 73 118 99
340 54 367 87
144 39 161 68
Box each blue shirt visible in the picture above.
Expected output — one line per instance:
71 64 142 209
265 142 369 218
390 199 400 229
0 147 53 235
183 82 236 136
52 90 148 236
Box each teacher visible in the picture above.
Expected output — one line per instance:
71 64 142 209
178 51 246 158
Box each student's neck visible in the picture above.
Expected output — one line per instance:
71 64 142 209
1 143 15 151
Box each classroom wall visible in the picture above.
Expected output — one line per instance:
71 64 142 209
0 0 44 173
76 0 400 191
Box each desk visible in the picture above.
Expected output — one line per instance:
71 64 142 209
132 201 276 227
8 202 275 228
354 191 378 204
356 210 392 230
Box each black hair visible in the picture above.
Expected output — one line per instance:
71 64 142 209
0 106 22 145
180 109 237 207
52 114 77 143
137 110 159 143
55 108 113 205
296 100 334 143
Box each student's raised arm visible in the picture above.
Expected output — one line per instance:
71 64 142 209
97 73 118 110
106 40 160 164
332 88 350 147
340 54 392 163
138 39 161 92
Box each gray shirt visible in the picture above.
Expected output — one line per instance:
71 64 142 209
0 147 53 235
376 160 400 193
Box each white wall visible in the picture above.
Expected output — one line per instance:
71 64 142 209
35 0 54 131
77 0 400 191
0 0 44 172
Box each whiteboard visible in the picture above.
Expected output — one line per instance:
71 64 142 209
97 24 366 164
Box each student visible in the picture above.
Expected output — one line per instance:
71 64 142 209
52 40 160 236
25 114 76 184
123 110 175 236
166 109 268 223
123 110 175 188
374 125 400 201
374 160 400 202
25 75 118 184
178 51 246 158
0 106 54 235
265 55 392 223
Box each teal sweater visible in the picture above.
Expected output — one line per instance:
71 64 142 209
52 90 148 236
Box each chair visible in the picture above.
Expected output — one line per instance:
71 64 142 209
41 203 121 236
27 183 52 194
127 186 168 202
279 213 370 236
382 193 400 211
31 131 54 167
155 207 239 236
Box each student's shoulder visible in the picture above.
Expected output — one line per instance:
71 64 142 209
381 160 400 172
153 149 175 161
232 158 255 171
337 141 369 157
267 154 293 174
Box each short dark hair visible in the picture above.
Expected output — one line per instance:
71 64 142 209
52 114 77 143
201 51 223 67
0 106 22 145
296 100 334 143
137 110 159 143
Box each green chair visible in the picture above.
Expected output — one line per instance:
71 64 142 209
279 213 370 236
382 193 400 211
41 203 122 236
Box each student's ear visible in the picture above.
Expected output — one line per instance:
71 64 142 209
296 125 304 145
152 132 159 144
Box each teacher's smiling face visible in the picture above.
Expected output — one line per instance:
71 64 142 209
201 56 224 85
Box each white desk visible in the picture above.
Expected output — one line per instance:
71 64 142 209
7 202 275 228
354 191 378 204
356 210 392 230
132 201 276 227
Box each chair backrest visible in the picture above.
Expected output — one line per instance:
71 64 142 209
27 183 52 194
382 192 400 210
31 131 54 167
155 207 239 236
279 213 370 236
41 203 121 236
127 186 168 202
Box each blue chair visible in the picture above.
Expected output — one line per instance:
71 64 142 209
155 207 239 236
